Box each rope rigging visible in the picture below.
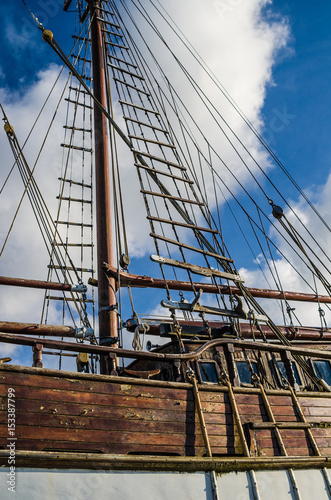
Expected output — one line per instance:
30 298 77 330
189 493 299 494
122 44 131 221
3 0 328 387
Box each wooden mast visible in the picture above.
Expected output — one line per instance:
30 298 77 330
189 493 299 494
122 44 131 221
90 0 117 374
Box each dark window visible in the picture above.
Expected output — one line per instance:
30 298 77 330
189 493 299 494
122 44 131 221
198 362 219 383
313 360 331 385
236 361 258 385
276 361 301 386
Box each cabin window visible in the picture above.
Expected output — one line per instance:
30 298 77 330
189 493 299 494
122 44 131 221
198 361 219 383
236 361 258 385
312 360 331 385
276 360 301 386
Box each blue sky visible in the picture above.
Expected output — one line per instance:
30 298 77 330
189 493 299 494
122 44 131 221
0 1 330 367
1 1 330 194
262 1 331 190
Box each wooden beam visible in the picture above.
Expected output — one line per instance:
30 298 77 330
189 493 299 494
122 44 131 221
0 450 330 472
0 321 76 337
0 276 82 292
0 332 331 361
102 264 331 304
90 1 117 371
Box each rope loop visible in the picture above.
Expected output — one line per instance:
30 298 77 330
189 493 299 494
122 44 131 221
132 322 150 351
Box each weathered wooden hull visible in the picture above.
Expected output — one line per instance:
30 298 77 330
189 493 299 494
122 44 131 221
1 364 331 498
1 364 331 457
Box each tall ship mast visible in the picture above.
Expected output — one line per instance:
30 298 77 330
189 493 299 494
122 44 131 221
0 1 331 498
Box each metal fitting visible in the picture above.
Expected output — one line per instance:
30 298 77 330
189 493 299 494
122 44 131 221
71 284 88 293
75 326 94 339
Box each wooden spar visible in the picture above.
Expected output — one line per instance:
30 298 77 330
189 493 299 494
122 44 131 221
125 318 331 341
1 319 329 341
90 0 117 372
0 322 76 337
102 264 331 304
0 332 331 361
0 276 82 292
3 451 330 472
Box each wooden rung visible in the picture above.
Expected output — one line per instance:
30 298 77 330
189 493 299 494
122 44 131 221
161 295 246 320
134 163 193 184
56 196 92 204
130 135 176 149
109 55 136 68
150 254 242 281
72 72 92 81
57 221 92 227
47 266 94 273
150 233 234 263
71 54 91 64
65 98 93 109
102 29 123 38
104 40 129 50
58 177 92 188
72 35 91 42
109 64 142 78
46 296 94 303
63 126 92 133
53 243 93 247
123 116 168 133
69 86 91 95
61 144 92 153
113 78 150 96
80 6 89 23
250 422 311 429
134 150 185 170
97 18 120 28
141 190 203 205
148 218 218 233
97 6 115 15
118 100 160 115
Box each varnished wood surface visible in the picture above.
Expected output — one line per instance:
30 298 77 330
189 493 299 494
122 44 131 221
0 365 331 458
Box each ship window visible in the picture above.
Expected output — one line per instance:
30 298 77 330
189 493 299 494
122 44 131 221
198 362 219 383
313 360 331 385
236 361 258 385
276 361 301 386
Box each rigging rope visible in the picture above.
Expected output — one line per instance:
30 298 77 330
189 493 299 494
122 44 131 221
146 0 331 237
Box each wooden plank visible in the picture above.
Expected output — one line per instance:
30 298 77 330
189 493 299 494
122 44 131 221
0 424 236 451
150 254 242 280
257 447 314 457
311 428 331 437
314 437 331 447
0 385 195 411
255 436 311 450
1 412 235 439
7 439 197 456
0 371 194 401
304 406 331 417
255 429 309 439
0 425 202 445
10 438 238 457
267 395 294 406
1 399 197 424
0 412 198 435
299 397 331 408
